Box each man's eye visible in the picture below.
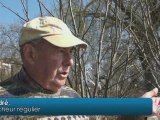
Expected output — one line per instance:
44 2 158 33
60 49 65 53
59 48 74 54
70 49 73 54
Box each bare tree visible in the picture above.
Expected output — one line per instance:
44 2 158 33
1 0 160 119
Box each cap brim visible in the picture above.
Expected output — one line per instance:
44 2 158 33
43 34 88 48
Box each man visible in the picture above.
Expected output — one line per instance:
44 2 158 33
0 16 159 120
0 16 88 119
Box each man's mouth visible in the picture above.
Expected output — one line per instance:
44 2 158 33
61 72 68 75
58 72 68 78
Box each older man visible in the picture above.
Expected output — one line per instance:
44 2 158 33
0 16 88 119
0 16 159 120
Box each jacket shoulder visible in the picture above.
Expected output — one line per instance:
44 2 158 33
0 76 29 97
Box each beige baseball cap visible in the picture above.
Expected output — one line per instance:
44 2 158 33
19 16 88 48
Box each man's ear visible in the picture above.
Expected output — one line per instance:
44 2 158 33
22 44 37 64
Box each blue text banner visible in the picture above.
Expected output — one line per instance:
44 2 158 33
0 98 152 115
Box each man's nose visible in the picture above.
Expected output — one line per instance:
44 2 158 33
63 53 73 66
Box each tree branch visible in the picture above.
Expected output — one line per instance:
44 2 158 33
0 2 27 22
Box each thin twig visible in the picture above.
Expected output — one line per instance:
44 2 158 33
69 0 78 34
39 1 54 17
20 0 29 21
37 0 42 17
0 2 27 22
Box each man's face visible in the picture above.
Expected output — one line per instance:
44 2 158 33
28 40 74 92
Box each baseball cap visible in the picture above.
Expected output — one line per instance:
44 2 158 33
19 16 88 48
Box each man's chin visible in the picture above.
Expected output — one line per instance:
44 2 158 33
53 79 66 87
44 82 63 93
53 81 65 90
